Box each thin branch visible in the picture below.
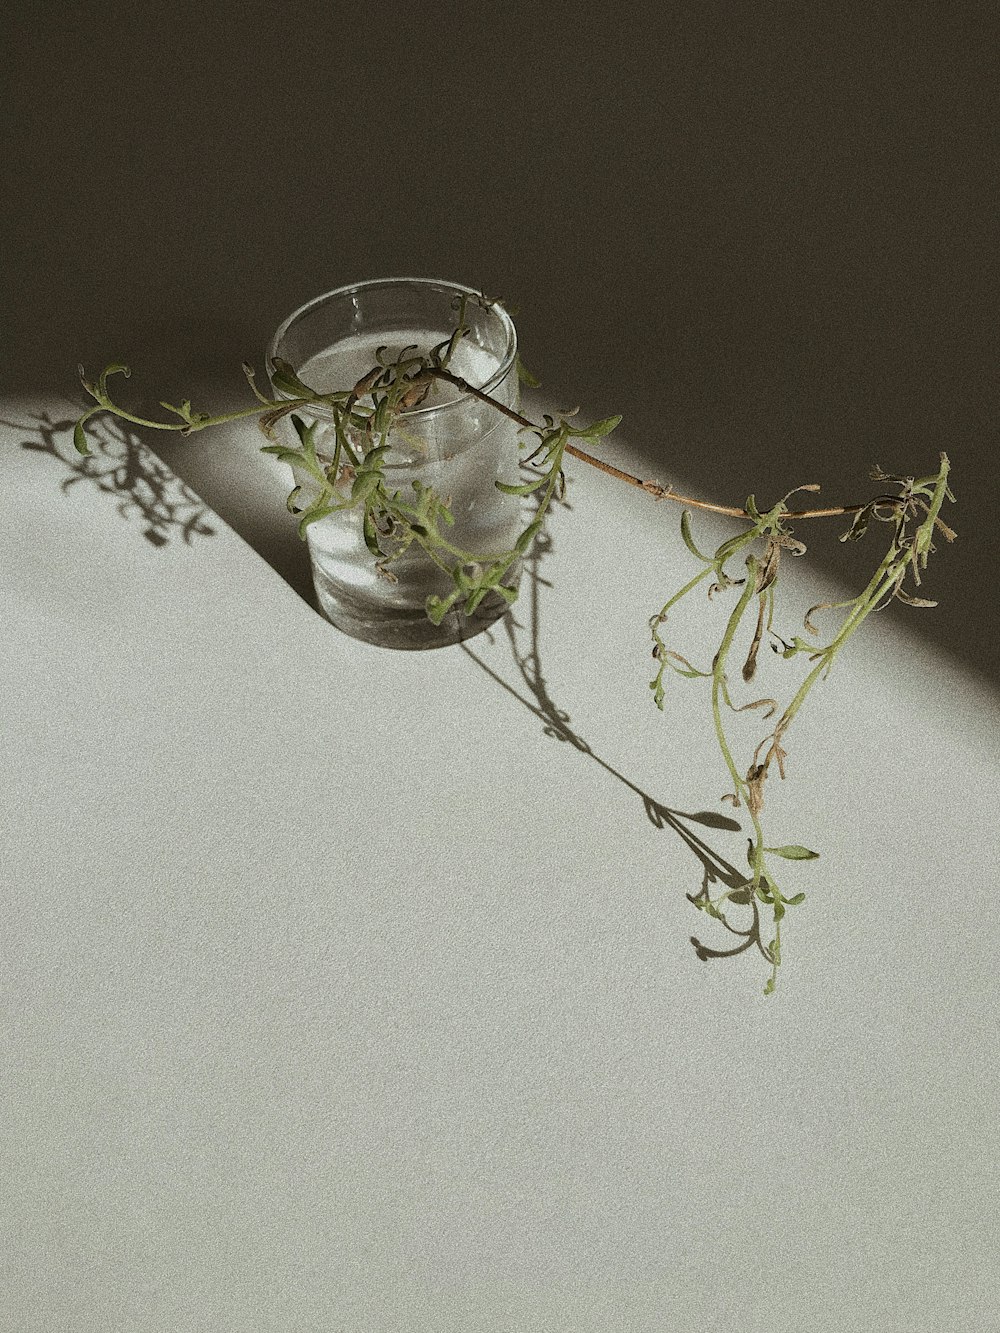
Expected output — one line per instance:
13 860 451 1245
426 367 939 527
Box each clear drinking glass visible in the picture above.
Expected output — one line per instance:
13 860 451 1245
267 278 523 650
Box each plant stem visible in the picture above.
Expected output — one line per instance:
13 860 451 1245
427 367 940 525
710 559 760 809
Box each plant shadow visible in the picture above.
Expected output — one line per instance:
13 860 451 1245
463 525 773 973
9 410 217 548
12 405 318 609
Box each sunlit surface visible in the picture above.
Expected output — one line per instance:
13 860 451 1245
3 396 997 1332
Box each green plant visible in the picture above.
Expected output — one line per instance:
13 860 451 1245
74 297 955 993
648 460 953 992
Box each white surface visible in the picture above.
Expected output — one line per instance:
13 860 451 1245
2 399 998 1332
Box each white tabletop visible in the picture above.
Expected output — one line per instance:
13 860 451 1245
3 394 998 1332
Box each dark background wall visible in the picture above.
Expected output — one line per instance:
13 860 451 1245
5 1 996 682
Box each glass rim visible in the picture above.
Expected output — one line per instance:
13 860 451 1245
266 277 518 421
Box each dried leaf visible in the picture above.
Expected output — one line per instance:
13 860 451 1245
755 541 781 594
730 695 778 718
745 763 766 816
742 592 768 681
803 601 847 635
894 589 938 608
781 482 821 504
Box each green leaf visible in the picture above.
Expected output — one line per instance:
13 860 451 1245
514 519 543 555
352 471 380 502
781 636 813 660
270 357 315 398
765 845 820 860
242 361 270 404
785 892 807 905
361 444 392 469
496 475 547 496
297 505 337 539
372 396 390 437
680 510 711 562
515 353 541 388
670 663 706 679
573 413 622 439
426 592 458 625
97 364 130 398
73 418 91 456
362 509 381 556
477 561 508 591
260 444 307 464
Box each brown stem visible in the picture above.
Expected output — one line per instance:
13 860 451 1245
424 367 941 529
427 367 535 430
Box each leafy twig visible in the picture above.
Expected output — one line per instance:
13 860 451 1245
649 456 954 992
73 300 956 995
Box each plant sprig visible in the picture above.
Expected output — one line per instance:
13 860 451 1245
73 296 955 994
649 458 954 992
75 311 622 632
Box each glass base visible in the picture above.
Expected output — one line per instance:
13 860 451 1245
317 588 514 650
